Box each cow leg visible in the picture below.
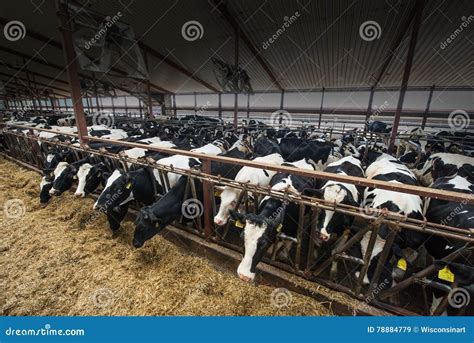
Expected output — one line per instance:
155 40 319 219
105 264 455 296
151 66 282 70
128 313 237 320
107 204 129 235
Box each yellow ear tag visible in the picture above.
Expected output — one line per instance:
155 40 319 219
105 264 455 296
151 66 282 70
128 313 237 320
97 172 101 177
276 224 283 233
126 182 132 190
438 266 455 283
235 220 244 228
214 190 222 197
397 258 407 271
73 175 77 180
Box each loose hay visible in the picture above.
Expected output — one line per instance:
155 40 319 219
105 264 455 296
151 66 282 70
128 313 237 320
0 157 332 316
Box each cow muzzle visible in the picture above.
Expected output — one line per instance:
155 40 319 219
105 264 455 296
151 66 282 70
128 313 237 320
238 273 253 283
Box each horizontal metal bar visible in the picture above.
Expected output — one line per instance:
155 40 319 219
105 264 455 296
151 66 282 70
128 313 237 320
5 124 474 205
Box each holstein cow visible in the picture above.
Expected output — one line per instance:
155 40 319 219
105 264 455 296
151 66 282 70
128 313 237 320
74 162 108 197
313 156 365 241
360 152 425 286
93 168 163 232
49 159 90 195
214 153 284 226
211 139 252 179
278 138 335 169
418 153 474 186
39 150 74 204
132 175 204 248
423 174 474 315
229 158 316 282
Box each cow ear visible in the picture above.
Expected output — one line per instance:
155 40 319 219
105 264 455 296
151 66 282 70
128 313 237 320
229 209 245 223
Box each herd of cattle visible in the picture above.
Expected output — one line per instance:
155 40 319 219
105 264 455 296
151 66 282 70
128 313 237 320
2 112 473 315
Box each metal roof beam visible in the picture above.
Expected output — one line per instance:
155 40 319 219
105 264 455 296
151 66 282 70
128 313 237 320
370 3 417 88
0 17 172 94
138 42 219 93
0 45 141 96
0 71 70 94
210 0 283 91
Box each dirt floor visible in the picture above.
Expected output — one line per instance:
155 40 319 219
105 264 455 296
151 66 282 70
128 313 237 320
0 157 334 316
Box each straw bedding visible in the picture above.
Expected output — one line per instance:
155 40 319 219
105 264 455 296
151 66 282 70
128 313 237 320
0 157 332 316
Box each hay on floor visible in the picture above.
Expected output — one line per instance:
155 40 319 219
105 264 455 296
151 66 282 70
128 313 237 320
0 157 332 316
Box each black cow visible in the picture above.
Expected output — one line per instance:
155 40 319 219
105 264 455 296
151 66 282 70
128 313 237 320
278 138 333 167
94 168 162 232
133 175 204 248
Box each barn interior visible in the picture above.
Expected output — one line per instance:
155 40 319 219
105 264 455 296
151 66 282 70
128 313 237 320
0 0 472 317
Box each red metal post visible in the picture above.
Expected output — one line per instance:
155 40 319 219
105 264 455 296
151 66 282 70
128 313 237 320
318 87 325 129
421 85 435 129
56 0 88 144
388 0 425 153
202 159 213 239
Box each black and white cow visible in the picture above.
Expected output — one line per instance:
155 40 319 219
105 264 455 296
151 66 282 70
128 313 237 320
74 162 108 197
312 156 365 241
423 174 474 315
278 138 334 167
214 153 284 226
229 158 316 282
49 159 90 195
360 153 426 285
93 168 162 232
132 175 203 248
418 153 474 186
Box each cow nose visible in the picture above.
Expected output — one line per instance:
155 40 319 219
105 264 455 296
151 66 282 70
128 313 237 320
238 273 253 283
214 218 222 226
132 239 144 248
75 192 85 198
319 233 330 241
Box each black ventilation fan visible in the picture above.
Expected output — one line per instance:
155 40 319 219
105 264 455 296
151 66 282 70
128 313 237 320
212 57 253 94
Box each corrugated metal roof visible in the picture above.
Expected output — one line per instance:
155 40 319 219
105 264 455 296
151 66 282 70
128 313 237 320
0 0 472 99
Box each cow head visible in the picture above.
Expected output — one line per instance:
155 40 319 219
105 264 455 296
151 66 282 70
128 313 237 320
39 176 54 204
132 206 168 248
214 187 240 226
93 169 132 212
229 210 278 282
49 162 78 195
74 163 107 197
309 185 359 241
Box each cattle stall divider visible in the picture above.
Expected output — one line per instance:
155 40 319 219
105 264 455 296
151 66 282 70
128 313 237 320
1 126 473 316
